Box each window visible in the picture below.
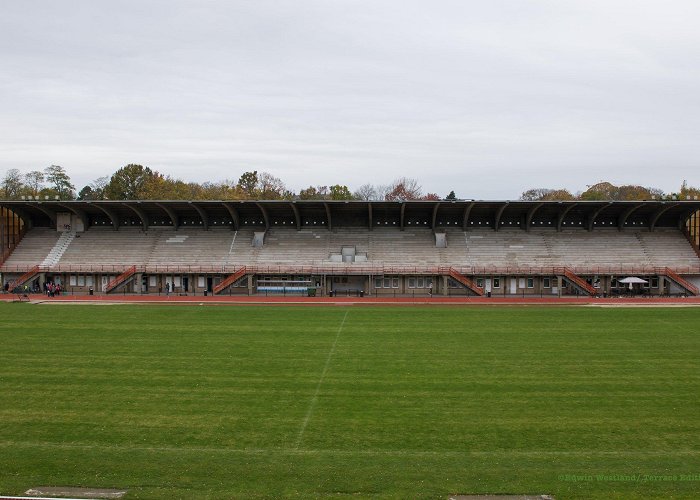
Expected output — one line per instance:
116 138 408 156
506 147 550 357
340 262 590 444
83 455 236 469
408 278 416 288
376 276 400 288
416 277 424 288
87 276 94 286
543 277 551 288
69 275 77 286
527 278 534 288
651 277 659 288
198 276 205 288
476 278 484 288
78 275 85 286
493 278 500 288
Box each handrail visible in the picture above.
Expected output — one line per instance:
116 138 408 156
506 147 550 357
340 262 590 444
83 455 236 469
2 263 700 276
658 266 699 295
7 265 40 290
554 267 597 295
213 267 247 294
105 266 137 293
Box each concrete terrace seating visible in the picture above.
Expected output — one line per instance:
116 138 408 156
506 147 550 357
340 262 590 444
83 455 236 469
2 228 61 269
59 228 158 267
3 226 699 272
146 229 234 268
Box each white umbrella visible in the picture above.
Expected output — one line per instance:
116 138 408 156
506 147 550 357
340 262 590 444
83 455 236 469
619 276 648 290
619 277 648 284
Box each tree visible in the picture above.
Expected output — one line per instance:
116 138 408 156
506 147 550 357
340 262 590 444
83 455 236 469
329 184 354 200
422 193 441 201
520 188 575 201
299 185 329 200
78 176 109 200
384 177 423 201
43 165 75 199
105 164 154 199
237 171 258 198
257 172 288 199
1 169 24 199
24 170 44 196
353 183 377 201
445 190 457 200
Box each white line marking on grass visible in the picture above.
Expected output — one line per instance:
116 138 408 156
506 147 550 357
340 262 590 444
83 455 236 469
294 309 349 449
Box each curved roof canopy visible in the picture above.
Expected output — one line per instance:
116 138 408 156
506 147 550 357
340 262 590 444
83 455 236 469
1 199 698 232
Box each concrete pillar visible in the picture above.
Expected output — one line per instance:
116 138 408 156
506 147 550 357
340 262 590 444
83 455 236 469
441 275 448 296
135 273 143 294
247 274 254 295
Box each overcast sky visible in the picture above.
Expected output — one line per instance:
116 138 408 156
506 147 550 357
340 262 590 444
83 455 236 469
1 0 699 198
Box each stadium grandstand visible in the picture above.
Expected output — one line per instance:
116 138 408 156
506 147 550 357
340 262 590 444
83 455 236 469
1 199 700 298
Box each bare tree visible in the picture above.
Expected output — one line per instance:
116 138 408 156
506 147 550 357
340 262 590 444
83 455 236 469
1 169 24 199
24 170 45 196
353 183 377 201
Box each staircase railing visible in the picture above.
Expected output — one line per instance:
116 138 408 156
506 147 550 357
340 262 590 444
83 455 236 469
657 267 699 296
7 265 40 291
213 267 247 295
441 266 484 296
555 267 597 296
105 266 137 293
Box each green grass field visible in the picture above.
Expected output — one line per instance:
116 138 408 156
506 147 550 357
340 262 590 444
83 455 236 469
1 303 699 499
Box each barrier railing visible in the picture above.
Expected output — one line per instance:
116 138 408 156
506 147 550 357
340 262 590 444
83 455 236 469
105 266 137 293
554 267 597 296
2 263 700 277
213 267 247 295
7 265 40 290
657 267 699 295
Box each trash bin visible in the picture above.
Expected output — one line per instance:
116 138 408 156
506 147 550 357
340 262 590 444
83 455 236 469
603 291 607 298
89 287 94 296
487 291 491 298
204 290 208 296
359 290 364 297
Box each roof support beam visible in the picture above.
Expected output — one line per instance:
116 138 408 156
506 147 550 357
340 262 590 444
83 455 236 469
88 203 119 230
57 203 89 230
649 203 678 232
323 202 332 231
367 203 372 231
431 202 441 229
587 202 613 232
462 202 475 231
525 203 544 231
289 202 301 230
221 202 240 230
618 203 644 231
1 205 32 229
494 202 508 231
155 202 179 229
399 203 406 231
556 203 577 231
190 202 209 230
123 203 149 229
255 202 269 230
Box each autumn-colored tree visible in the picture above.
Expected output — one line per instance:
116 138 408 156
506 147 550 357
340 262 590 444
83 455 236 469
422 193 441 201
299 185 329 200
105 164 155 199
384 177 423 201
520 188 574 201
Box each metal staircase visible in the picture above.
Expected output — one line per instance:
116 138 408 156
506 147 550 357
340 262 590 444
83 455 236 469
213 266 247 295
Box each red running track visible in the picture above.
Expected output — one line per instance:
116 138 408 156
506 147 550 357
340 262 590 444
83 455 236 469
3 293 700 306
